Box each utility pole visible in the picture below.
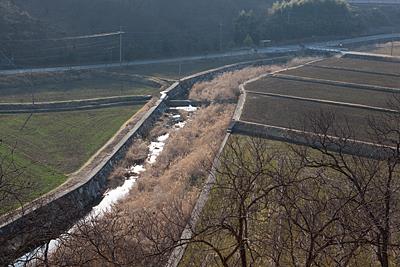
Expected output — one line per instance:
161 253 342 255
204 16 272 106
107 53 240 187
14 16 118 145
178 61 182 81
219 23 223 51
119 26 123 64
391 40 394 56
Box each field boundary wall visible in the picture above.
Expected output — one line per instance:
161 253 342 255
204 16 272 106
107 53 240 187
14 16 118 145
0 95 152 114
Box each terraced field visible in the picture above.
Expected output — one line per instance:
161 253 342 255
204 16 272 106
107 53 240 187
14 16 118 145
240 54 400 143
311 57 400 76
246 76 397 109
241 94 381 141
282 65 400 88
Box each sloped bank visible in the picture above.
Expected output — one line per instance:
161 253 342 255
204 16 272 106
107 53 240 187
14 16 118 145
0 54 301 265
0 95 152 114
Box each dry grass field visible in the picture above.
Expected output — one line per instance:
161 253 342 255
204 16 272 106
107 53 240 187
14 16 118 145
240 55 400 142
282 65 400 88
357 41 400 56
246 76 397 109
241 93 382 142
311 57 400 76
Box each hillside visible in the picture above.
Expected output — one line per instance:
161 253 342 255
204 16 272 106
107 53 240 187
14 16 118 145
7 0 270 65
0 0 44 40
2 0 400 67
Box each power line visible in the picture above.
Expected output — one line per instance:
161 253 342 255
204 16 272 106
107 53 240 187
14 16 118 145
1 31 123 43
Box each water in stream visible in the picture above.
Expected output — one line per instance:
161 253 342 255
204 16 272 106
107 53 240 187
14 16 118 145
13 108 196 266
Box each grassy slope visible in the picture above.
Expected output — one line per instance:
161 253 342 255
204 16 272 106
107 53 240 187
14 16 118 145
0 105 142 174
0 144 65 214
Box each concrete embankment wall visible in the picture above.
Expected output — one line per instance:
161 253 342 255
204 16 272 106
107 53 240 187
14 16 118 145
231 120 393 160
0 95 152 114
342 52 400 63
0 53 301 265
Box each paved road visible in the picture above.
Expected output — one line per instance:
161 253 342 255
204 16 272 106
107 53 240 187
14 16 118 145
348 0 400 4
1 33 399 76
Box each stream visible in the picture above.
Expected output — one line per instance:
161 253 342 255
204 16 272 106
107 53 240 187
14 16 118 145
13 107 197 266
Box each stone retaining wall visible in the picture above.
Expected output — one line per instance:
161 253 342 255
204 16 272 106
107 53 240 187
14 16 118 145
0 53 300 265
231 120 393 160
0 95 152 114
343 52 400 63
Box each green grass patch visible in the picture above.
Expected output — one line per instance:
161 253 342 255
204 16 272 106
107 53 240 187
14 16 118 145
0 105 142 174
0 144 66 215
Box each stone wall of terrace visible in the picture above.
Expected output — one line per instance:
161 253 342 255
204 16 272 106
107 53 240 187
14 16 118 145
0 95 152 114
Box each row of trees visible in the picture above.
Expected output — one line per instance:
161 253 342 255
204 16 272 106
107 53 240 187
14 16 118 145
234 0 400 46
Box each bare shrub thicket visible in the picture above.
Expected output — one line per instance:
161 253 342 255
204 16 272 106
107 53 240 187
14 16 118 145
125 138 149 166
189 57 318 102
124 103 234 211
48 103 234 266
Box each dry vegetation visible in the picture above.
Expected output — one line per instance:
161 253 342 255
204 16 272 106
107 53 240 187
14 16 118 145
241 94 380 142
189 57 318 102
357 41 400 57
108 138 150 188
189 66 278 101
245 76 397 109
42 61 262 265
22 60 317 266
312 57 400 76
283 65 400 89
48 104 234 266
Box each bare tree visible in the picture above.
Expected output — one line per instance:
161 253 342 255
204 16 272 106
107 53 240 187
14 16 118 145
174 137 308 266
292 108 400 267
0 143 30 213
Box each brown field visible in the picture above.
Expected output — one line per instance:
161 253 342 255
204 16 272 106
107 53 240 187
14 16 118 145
311 57 400 76
240 94 382 142
246 76 397 109
356 41 400 57
282 65 400 89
